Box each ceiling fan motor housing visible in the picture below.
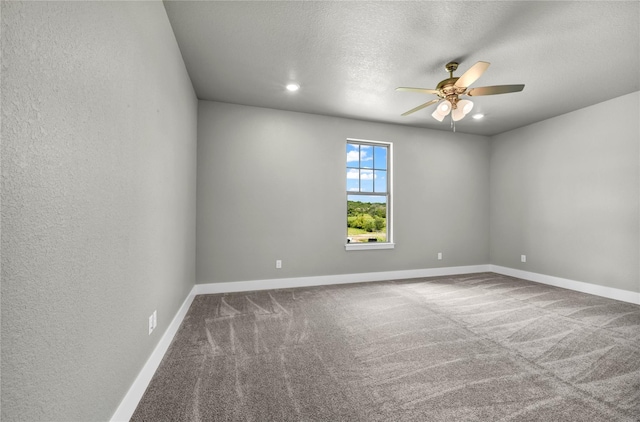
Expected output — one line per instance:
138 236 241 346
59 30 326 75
436 78 466 108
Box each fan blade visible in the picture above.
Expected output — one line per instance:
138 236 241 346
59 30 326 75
454 61 490 88
396 87 439 95
401 99 440 116
467 84 525 96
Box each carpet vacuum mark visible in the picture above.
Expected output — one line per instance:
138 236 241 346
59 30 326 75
132 273 640 421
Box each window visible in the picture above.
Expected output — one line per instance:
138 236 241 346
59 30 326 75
346 139 393 250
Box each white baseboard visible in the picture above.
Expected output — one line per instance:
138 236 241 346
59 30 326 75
110 288 197 422
490 265 640 305
194 265 492 295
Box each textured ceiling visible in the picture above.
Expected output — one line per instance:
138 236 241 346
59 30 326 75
163 1 639 136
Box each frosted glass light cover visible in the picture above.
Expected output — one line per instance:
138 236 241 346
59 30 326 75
437 100 452 114
432 109 446 121
452 107 465 121
458 99 474 115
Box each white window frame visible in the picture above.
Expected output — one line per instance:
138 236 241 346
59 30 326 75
345 138 394 251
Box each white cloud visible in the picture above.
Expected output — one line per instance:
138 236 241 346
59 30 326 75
348 169 377 180
346 151 360 163
348 188 359 192
347 169 359 179
346 149 373 163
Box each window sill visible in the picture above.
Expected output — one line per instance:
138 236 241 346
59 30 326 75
345 242 395 251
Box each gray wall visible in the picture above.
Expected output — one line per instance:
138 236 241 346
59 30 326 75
490 92 640 293
1 2 197 421
197 101 490 283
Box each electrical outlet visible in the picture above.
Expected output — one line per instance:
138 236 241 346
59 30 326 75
437 252 443 260
521 255 527 263
276 259 282 269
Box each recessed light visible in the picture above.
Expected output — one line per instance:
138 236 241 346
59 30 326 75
286 83 300 92
472 113 484 120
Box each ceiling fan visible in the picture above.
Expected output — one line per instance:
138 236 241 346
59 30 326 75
397 61 524 123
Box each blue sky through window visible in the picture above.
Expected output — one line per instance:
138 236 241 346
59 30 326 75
347 143 388 194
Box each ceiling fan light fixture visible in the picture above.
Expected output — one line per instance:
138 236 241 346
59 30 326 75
437 100 451 114
431 108 447 122
452 107 466 122
431 100 452 121
450 99 474 122
459 99 474 115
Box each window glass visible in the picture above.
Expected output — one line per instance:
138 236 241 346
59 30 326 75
374 170 387 193
360 170 374 192
374 146 387 170
346 140 391 245
360 145 373 169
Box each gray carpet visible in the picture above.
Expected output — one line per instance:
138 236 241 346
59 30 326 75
132 273 640 421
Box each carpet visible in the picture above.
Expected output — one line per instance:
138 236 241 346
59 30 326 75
131 272 640 421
